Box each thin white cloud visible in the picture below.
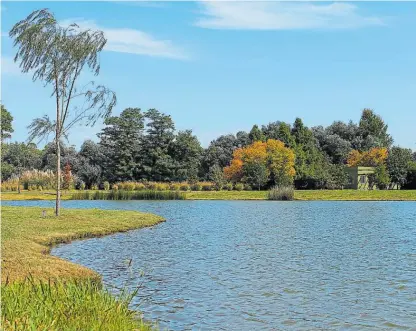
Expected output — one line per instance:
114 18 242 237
195 2 384 30
1 56 22 76
60 19 188 60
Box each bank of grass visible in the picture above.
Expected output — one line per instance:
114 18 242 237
2 279 155 331
1 206 164 330
295 189 416 201
2 189 416 201
1 190 74 200
186 189 416 201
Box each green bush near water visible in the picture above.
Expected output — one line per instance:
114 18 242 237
72 189 186 200
267 186 295 201
1 278 156 331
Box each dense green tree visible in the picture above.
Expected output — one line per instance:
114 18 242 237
76 140 104 188
98 108 144 182
386 146 413 188
242 161 269 190
41 142 78 172
249 125 265 143
261 121 282 140
262 121 295 148
313 126 352 164
171 130 203 182
79 140 104 166
11 9 116 215
327 164 350 189
1 105 14 140
141 109 175 181
327 121 360 144
236 131 250 148
359 109 393 149
1 142 42 180
368 164 390 190
402 161 416 189
290 118 332 189
277 123 296 148
209 164 225 190
201 134 238 176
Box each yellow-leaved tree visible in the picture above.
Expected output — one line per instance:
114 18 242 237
224 139 295 189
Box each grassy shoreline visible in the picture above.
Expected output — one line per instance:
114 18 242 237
2 189 416 201
1 206 164 330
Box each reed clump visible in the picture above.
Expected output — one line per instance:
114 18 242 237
72 190 185 200
267 186 295 201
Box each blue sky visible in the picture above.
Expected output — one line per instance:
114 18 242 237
1 1 415 150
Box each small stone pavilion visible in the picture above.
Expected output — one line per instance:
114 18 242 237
344 166 375 189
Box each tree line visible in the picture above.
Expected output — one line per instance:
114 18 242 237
2 104 416 190
2 9 416 216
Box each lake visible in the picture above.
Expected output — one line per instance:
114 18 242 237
5 200 416 330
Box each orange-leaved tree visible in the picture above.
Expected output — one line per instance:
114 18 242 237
224 148 244 183
347 147 388 167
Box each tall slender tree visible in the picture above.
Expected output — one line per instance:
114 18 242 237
10 9 116 215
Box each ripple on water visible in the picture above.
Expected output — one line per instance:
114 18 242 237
6 200 415 331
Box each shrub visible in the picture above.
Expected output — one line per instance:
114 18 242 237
154 183 169 191
112 184 118 191
201 182 213 191
190 182 202 191
80 182 86 190
244 184 253 191
134 183 146 191
146 182 157 190
224 183 233 191
169 183 181 191
0 176 20 191
125 182 135 191
235 183 244 191
91 184 99 191
180 183 190 191
28 185 37 191
267 186 294 201
103 181 110 191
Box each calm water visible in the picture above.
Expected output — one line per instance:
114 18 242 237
6 200 416 330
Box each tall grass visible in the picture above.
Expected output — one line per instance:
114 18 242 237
267 186 295 201
1 277 155 331
1 169 56 191
72 189 185 200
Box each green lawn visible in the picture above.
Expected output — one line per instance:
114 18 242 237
1 190 74 201
1 206 164 331
188 190 416 200
295 189 416 201
2 189 416 201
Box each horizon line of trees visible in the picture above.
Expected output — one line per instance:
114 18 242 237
2 104 416 190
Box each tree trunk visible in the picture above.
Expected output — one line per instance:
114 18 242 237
55 88 61 216
56 138 61 216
